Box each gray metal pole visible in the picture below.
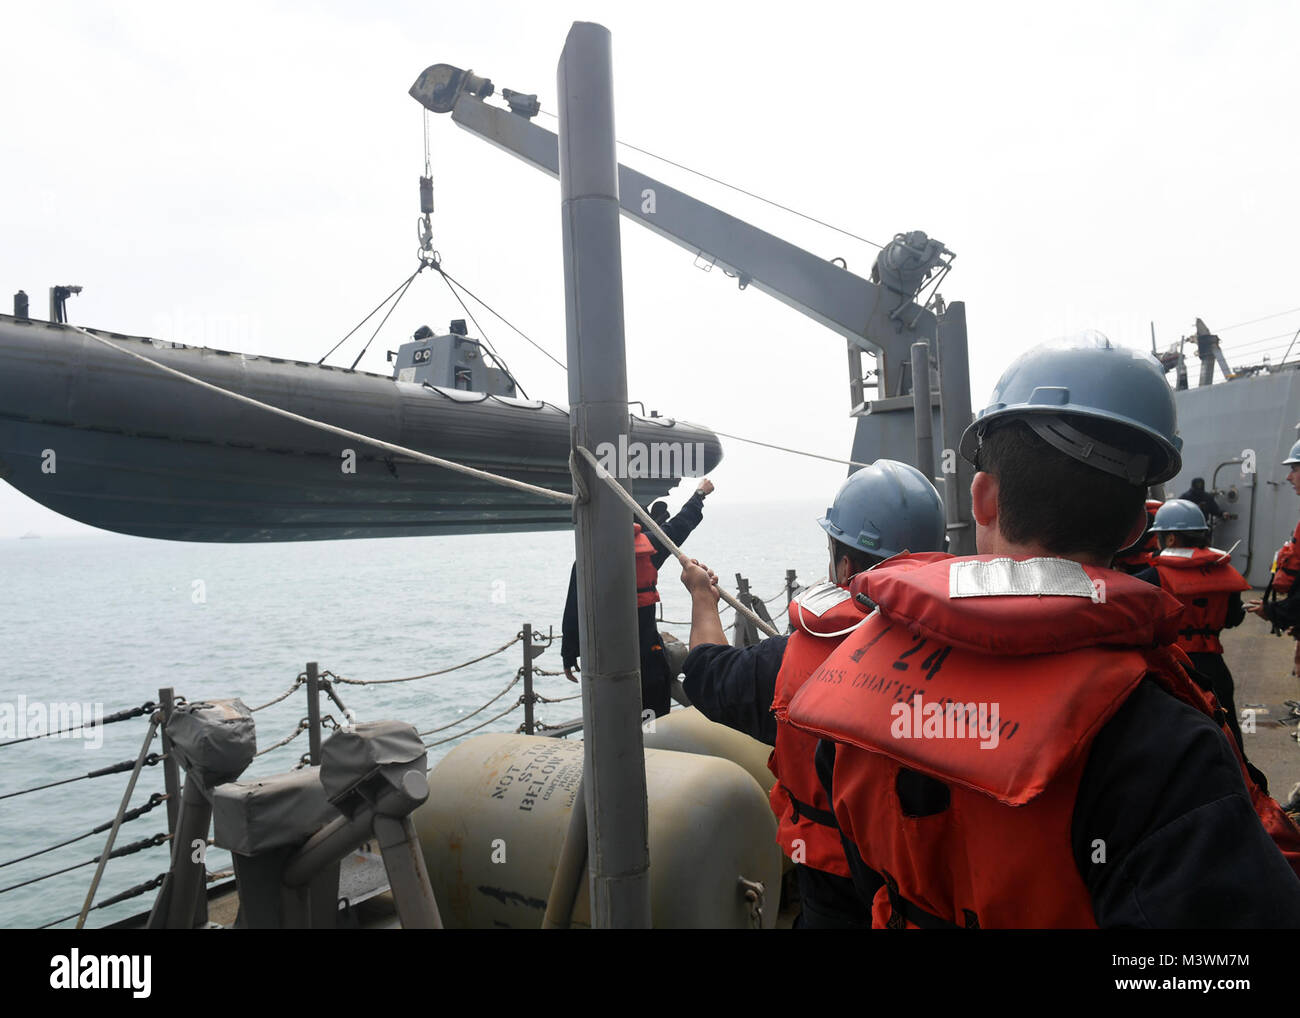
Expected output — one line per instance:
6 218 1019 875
557 21 652 929
522 623 535 736
372 814 443 929
306 661 322 767
164 777 212 928
541 776 588 929
936 303 975 555
911 341 936 485
157 687 181 838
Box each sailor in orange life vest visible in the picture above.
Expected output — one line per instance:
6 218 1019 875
1110 498 1162 574
561 479 714 718
1248 441 1300 677
1134 499 1248 749
677 460 946 929
784 333 1300 928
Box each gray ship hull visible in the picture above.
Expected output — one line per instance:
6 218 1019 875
1170 368 1300 587
0 315 721 541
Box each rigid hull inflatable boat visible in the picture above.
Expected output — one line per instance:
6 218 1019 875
0 313 722 542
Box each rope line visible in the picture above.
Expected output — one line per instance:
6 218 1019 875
248 676 306 713
0 833 168 897
0 752 163 801
1220 327 1300 353
75 319 869 492
254 720 308 757
318 267 423 366
417 672 522 737
69 326 576 505
575 445 780 639
537 107 884 249
0 793 167 870
423 699 522 750
0 701 156 749
349 264 427 371
40 873 166 930
436 266 567 371
1217 306 1300 333
436 268 530 399
323 635 522 685
706 427 871 468
319 678 356 725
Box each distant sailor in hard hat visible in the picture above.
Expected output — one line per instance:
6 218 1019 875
1134 499 1249 748
678 459 946 929
1248 439 1300 677
785 333 1300 928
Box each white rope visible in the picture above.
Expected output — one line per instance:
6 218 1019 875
575 445 780 639
68 326 576 505
71 325 780 639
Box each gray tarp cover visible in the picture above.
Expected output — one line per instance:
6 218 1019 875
166 699 256 788
211 766 340 855
320 721 425 800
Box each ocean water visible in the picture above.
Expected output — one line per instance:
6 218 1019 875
0 498 829 928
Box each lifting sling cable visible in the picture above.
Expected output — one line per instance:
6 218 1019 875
70 326 574 505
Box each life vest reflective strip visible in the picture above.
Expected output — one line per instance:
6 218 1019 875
633 525 659 608
784 553 1300 928
766 582 867 878
1151 548 1249 655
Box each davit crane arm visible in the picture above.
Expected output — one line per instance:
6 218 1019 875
409 63 951 403
410 62 974 551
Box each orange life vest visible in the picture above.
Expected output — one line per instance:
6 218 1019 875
1150 547 1249 654
633 524 659 608
767 581 868 877
1270 521 1300 599
782 553 1300 929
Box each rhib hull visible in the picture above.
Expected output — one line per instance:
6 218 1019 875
0 315 722 541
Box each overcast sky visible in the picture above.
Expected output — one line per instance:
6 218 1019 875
3 0 1299 537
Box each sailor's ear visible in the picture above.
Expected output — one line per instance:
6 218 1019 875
1120 504 1147 551
971 471 998 528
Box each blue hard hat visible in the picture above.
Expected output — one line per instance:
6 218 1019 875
1284 439 1300 466
958 332 1182 485
818 459 946 560
1150 498 1208 533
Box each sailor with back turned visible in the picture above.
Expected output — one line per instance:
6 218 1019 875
677 460 946 928
785 334 1300 928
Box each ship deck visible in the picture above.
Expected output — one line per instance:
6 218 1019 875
1221 592 1300 801
127 609 1300 930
